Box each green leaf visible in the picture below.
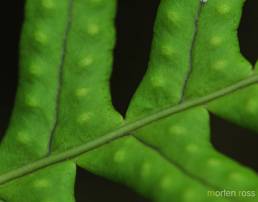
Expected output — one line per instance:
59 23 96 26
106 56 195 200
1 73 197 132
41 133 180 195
0 0 257 202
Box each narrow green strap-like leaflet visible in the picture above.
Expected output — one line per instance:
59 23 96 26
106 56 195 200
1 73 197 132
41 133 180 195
0 0 257 202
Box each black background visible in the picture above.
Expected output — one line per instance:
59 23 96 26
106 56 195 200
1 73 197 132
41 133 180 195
0 1 257 201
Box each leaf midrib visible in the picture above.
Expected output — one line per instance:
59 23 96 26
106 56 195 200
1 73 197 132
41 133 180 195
47 0 74 154
0 74 257 185
179 1 204 103
133 136 219 189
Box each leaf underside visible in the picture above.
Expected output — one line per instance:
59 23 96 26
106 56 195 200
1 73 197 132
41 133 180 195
0 0 258 202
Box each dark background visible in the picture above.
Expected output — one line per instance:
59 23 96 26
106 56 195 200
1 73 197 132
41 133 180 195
0 1 257 201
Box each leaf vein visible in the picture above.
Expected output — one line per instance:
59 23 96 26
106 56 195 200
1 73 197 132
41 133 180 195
0 74 257 185
133 136 218 189
47 0 74 155
179 1 204 103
